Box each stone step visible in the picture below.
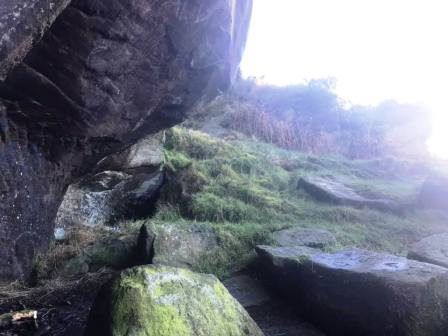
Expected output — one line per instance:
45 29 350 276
256 245 448 336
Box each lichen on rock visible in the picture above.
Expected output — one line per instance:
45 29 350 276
86 265 264 336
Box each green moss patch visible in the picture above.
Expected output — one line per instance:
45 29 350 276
91 265 263 336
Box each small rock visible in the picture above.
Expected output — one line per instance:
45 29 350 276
54 228 66 241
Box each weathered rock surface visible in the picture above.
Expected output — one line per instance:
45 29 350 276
273 227 336 249
55 134 164 228
224 275 271 308
0 0 71 80
62 235 136 278
85 265 264 336
256 245 448 336
0 0 252 280
408 233 448 268
417 173 448 211
144 223 219 269
298 176 398 211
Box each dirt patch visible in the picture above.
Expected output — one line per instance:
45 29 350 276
0 270 115 336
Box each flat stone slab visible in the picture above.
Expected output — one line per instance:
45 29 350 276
297 176 398 211
223 275 271 308
256 245 448 336
273 228 336 249
408 233 448 268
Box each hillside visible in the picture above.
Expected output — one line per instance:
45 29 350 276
149 126 448 276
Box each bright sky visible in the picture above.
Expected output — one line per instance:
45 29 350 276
241 0 448 158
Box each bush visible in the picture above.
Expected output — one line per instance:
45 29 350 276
191 78 431 159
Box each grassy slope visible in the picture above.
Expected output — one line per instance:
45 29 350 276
150 127 447 277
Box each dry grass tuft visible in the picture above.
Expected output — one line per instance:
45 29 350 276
33 225 120 281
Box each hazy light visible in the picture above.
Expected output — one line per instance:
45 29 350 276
241 0 448 158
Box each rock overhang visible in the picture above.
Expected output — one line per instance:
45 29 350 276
0 0 253 281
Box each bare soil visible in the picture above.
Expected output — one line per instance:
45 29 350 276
0 270 115 336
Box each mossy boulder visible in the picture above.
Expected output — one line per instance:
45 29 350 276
85 265 263 336
62 237 135 278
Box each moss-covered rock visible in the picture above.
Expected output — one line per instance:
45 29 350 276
85 265 263 336
150 223 218 269
61 237 136 278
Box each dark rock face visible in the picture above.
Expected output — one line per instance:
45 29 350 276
256 246 448 336
298 176 399 212
417 173 448 211
0 0 252 280
408 233 448 268
0 0 71 80
55 133 164 227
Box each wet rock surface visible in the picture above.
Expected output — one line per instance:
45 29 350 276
56 134 164 228
273 227 336 249
408 232 448 268
0 0 252 280
298 176 398 211
256 245 448 336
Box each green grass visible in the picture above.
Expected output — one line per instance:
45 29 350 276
150 127 448 277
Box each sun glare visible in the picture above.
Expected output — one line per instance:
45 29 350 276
427 105 448 159
242 0 448 158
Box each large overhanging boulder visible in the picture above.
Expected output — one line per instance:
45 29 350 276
0 0 253 281
0 0 71 80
